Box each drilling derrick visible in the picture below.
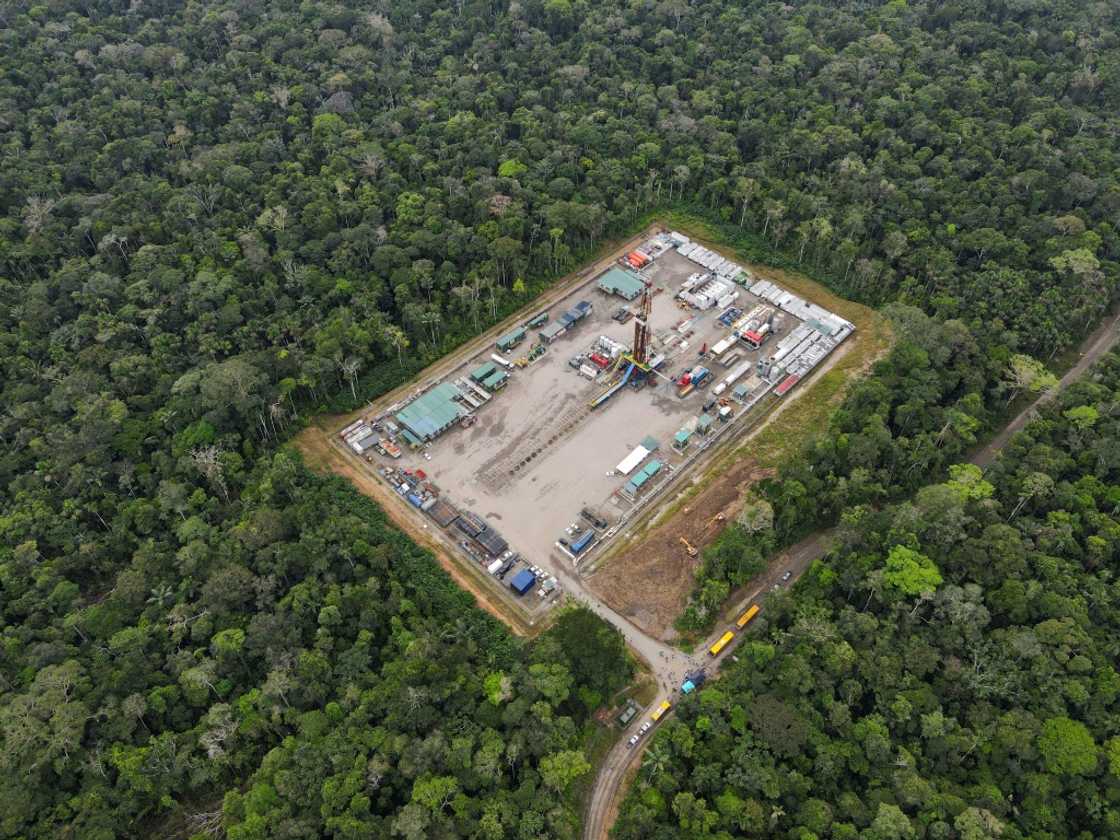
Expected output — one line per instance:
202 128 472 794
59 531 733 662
632 280 653 366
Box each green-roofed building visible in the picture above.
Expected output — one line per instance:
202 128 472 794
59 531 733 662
496 326 527 352
673 428 692 450
697 413 714 434
623 459 663 498
481 369 509 390
597 267 646 300
471 361 498 383
394 383 466 442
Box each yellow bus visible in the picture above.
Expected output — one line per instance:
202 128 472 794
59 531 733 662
650 700 672 722
736 604 760 629
708 630 735 657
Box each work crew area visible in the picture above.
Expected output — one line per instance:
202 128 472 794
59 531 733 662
337 231 853 617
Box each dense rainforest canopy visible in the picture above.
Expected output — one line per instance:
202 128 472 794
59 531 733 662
617 352 1120 840
1 0 1119 837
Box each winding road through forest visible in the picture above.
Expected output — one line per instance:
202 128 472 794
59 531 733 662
579 307 1120 840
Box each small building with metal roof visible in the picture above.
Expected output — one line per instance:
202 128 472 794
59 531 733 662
496 326 527 352
598 267 646 300
539 322 567 343
476 526 508 557
622 459 663 497
481 369 509 391
471 361 499 383
426 498 460 528
697 413 714 434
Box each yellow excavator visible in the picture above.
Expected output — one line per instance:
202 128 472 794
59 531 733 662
680 537 698 557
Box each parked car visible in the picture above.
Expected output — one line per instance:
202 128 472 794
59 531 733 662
639 721 652 735
627 735 640 748
781 570 792 582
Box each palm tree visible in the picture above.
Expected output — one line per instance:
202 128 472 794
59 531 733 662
643 740 671 780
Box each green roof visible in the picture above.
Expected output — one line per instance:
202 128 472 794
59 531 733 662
395 383 464 441
640 435 659 451
697 413 713 429
496 326 527 348
471 361 498 382
674 429 691 444
597 267 646 300
481 369 508 389
627 472 650 491
625 459 662 493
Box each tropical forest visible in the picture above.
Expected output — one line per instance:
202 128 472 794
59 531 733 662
1 0 1119 838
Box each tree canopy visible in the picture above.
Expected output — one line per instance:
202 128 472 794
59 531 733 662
2 0 1119 836
616 352 1120 840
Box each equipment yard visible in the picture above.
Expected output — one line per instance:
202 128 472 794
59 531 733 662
333 231 854 620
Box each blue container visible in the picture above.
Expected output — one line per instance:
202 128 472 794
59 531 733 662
407 493 423 508
571 530 594 555
510 569 536 596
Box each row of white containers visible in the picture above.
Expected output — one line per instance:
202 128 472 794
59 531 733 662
676 240 746 280
748 278 854 342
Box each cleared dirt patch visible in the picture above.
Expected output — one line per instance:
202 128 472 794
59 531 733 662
589 457 773 639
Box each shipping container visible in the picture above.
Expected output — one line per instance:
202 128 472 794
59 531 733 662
407 493 423 508
496 326 527 352
711 336 737 356
775 374 800 396
571 530 594 555
509 569 536 595
487 559 503 574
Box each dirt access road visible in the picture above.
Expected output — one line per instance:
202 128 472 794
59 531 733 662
973 306 1120 467
581 311 1120 840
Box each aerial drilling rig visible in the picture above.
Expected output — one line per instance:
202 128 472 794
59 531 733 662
588 280 670 409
